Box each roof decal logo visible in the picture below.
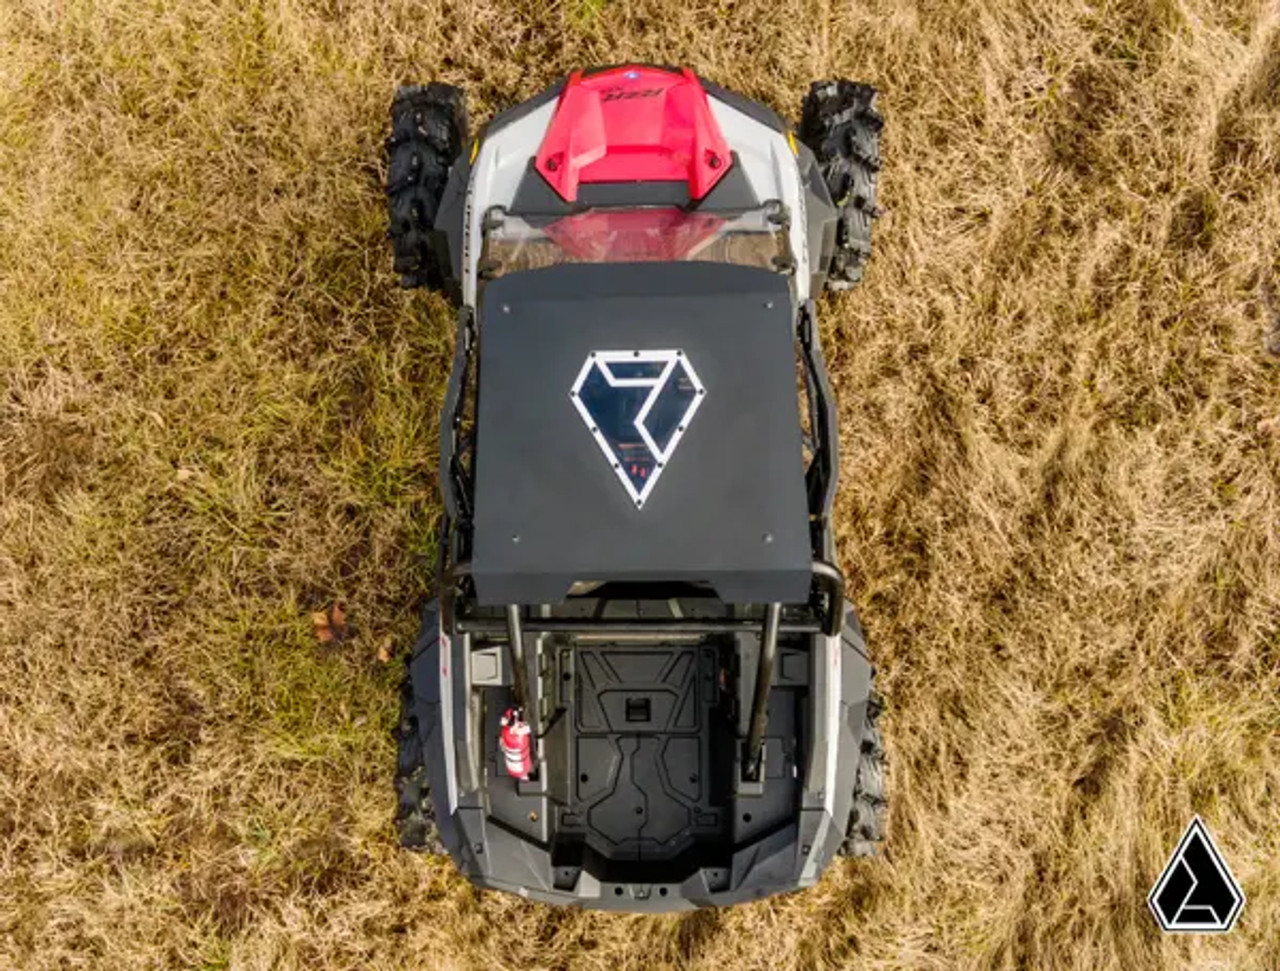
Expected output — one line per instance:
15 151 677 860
569 350 706 508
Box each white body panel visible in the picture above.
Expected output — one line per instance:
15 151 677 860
461 100 559 307
824 631 841 813
706 98 811 302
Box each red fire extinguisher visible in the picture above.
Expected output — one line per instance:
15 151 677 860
499 707 533 781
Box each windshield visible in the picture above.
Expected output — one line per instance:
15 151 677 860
478 204 794 279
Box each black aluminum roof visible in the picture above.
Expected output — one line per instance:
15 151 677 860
469 262 811 605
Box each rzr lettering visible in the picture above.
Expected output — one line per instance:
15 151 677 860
600 87 665 102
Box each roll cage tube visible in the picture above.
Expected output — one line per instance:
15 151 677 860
799 299 839 536
437 304 476 636
439 306 476 527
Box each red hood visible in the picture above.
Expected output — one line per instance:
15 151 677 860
533 66 734 203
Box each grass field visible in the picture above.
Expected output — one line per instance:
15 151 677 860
2 0 1279 968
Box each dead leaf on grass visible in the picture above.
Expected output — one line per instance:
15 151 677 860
312 603 350 644
376 636 393 664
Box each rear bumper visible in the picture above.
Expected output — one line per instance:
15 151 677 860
409 605 874 910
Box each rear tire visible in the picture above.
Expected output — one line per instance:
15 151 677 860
386 84 467 290
799 80 883 291
394 602 445 854
838 684 888 857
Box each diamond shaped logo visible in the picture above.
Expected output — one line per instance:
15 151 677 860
1148 815 1245 933
569 350 705 508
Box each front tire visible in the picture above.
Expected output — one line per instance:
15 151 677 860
385 84 467 290
799 80 883 291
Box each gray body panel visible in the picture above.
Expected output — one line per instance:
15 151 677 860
470 263 811 606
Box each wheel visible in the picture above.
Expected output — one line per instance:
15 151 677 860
799 80 883 291
385 83 467 290
837 683 888 857
394 602 446 853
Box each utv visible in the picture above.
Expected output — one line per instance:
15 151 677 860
386 65 886 911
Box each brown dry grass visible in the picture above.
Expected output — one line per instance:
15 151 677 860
2 0 1279 968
